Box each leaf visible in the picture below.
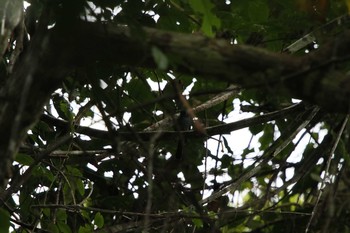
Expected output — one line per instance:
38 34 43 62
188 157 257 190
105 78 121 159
221 154 232 168
15 153 34 166
78 224 94 233
56 209 67 222
52 94 74 121
66 166 85 196
310 173 322 183
33 166 55 182
47 224 59 233
81 209 91 221
246 219 263 229
192 217 203 228
0 208 10 233
151 46 169 70
249 123 264 135
76 178 85 196
157 6 192 32
57 222 72 233
258 123 274 150
94 212 104 228
222 136 234 154
189 0 221 37
43 208 50 217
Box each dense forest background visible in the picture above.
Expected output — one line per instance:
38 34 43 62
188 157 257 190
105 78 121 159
1 0 350 232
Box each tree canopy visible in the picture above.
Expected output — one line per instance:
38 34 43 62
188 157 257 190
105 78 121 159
1 0 350 232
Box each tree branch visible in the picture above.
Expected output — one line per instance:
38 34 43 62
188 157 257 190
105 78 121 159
1 18 350 188
51 21 350 112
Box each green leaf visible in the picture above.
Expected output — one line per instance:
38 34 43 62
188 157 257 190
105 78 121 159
52 94 74 121
63 182 75 204
192 217 203 228
15 153 34 166
56 209 67 222
78 224 94 233
94 212 104 228
42 208 50 217
0 208 10 233
76 178 85 196
249 123 264 135
81 209 91 221
33 166 55 182
189 0 221 37
157 5 192 32
151 46 169 70
47 224 59 233
65 166 85 196
246 219 263 229
310 173 322 183
57 222 72 233
258 123 274 150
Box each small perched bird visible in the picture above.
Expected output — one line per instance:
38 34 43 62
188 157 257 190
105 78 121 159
175 110 192 159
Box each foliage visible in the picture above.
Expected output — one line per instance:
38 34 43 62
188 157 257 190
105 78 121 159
1 0 350 232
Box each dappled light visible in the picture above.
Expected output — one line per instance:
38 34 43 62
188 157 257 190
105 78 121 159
1 0 350 232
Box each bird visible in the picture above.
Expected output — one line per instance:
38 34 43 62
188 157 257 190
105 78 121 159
175 110 192 159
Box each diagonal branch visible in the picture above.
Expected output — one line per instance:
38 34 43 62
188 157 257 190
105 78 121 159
199 106 319 206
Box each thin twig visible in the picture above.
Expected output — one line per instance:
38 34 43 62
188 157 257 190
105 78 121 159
200 106 319 206
143 84 239 131
41 101 306 143
305 115 349 233
0 134 72 205
144 130 163 232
